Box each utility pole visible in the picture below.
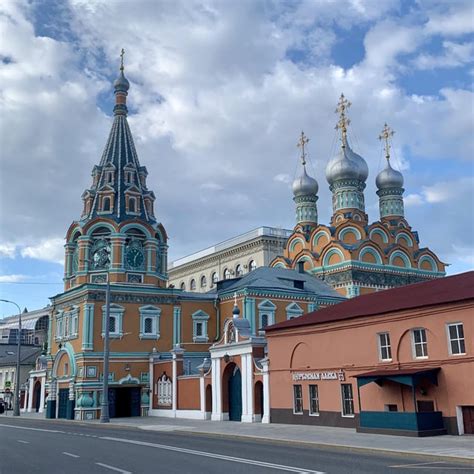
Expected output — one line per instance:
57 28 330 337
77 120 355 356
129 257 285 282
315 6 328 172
0 299 22 416
100 277 111 423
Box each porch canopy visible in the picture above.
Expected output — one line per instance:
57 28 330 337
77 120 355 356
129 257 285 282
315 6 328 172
355 367 440 388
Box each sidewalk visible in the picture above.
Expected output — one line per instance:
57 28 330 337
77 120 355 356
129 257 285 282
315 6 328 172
12 411 474 461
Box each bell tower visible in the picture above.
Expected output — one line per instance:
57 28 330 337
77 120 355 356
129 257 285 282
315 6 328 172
64 50 168 290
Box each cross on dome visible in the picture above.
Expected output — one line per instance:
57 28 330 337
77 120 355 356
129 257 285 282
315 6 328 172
335 93 351 146
379 123 395 162
120 48 125 71
297 131 310 166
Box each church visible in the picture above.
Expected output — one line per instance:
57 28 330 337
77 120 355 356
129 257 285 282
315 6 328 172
271 95 446 297
40 54 344 422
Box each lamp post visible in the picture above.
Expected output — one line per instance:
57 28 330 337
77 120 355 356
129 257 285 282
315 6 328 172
0 299 22 416
100 276 110 423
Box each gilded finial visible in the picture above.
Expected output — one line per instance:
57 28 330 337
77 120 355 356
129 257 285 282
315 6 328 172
297 131 310 166
120 48 125 72
335 93 351 147
379 123 395 162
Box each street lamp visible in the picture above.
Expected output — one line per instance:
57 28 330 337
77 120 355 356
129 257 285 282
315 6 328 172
0 299 22 416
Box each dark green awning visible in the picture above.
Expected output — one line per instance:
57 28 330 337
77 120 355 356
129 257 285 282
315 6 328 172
355 368 440 388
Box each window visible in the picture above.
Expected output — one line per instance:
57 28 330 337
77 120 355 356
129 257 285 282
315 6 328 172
412 328 428 358
447 323 465 355
235 264 243 277
109 316 117 334
139 305 161 340
144 317 153 334
378 332 392 361
180 282 185 290
286 302 303 320
260 314 269 329
190 279 196 291
249 260 256 272
212 272 218 284
102 304 124 338
224 268 231 280
309 385 319 415
200 275 207 288
341 383 354 416
128 197 137 213
258 300 276 333
157 374 172 406
192 310 210 342
103 197 111 212
293 385 303 414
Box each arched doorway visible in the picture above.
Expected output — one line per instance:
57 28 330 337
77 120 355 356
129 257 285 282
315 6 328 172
228 366 242 421
33 381 41 412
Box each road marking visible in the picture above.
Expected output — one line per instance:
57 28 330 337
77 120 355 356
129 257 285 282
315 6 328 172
95 462 132 474
63 452 80 458
390 461 473 470
0 423 64 434
17 440 29 444
100 436 325 473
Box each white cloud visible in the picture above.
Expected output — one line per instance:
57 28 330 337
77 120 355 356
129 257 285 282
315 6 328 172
424 2 474 37
273 173 291 184
20 239 65 264
414 41 474 70
0 244 16 258
0 274 27 283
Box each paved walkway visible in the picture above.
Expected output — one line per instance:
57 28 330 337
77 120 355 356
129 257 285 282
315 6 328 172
8 411 474 461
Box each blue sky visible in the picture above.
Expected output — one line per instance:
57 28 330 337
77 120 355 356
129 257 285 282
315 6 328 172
0 0 473 317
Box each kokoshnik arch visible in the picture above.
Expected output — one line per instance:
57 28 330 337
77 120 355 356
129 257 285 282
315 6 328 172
271 96 446 297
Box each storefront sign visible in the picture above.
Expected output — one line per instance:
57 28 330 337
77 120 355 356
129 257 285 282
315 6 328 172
292 370 345 382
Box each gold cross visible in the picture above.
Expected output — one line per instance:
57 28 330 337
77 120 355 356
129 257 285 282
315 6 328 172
120 48 125 71
297 131 310 166
335 93 351 145
379 123 395 161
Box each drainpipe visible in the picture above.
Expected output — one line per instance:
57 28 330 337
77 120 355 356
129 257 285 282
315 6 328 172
213 296 220 341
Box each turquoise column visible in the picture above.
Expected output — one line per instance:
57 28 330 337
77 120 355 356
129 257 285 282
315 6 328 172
308 302 317 313
82 303 94 350
173 306 181 346
244 297 256 335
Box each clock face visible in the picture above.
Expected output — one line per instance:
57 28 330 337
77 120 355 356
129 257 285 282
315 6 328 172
92 247 110 270
126 246 144 269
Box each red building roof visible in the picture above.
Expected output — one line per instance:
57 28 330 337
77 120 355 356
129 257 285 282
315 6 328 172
266 271 474 333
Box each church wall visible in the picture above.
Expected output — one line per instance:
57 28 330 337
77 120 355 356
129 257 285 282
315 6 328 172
177 376 201 410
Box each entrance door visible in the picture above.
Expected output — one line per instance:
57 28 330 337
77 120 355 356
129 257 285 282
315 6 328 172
57 389 68 419
34 382 41 412
228 367 242 421
462 406 474 434
109 387 141 418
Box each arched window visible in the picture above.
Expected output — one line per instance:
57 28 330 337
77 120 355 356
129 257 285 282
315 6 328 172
249 260 257 272
103 197 111 212
180 282 186 290
224 268 231 280
210 272 218 287
190 279 196 290
235 264 243 277
200 275 207 288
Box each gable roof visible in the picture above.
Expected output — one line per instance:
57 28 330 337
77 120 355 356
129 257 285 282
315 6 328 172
266 271 474 333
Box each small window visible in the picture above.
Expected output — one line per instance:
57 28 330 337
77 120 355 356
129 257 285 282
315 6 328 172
309 385 319 415
412 328 428 358
129 197 136 213
144 317 153 334
260 314 269 329
249 260 256 272
293 385 303 414
195 322 203 337
235 264 243 277
224 268 231 280
341 383 354 416
200 275 207 288
109 316 117 334
190 279 196 291
447 323 465 355
103 197 111 212
211 272 218 286
378 332 392 361
385 404 398 412
180 282 186 290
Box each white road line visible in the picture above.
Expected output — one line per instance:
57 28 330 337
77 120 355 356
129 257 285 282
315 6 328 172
63 452 80 458
17 440 29 444
100 436 325 473
0 423 64 434
95 462 132 474
390 462 448 467
390 461 473 470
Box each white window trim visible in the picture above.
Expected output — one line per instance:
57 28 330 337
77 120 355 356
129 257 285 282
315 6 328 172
192 310 210 343
258 300 276 334
139 306 161 340
446 322 466 356
377 332 392 362
411 328 428 359
286 302 304 320
102 304 125 339
341 383 355 418
308 384 320 416
293 384 303 415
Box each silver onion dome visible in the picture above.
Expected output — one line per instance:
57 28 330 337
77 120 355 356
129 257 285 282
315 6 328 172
376 161 404 189
325 140 369 185
292 167 319 197
114 70 130 92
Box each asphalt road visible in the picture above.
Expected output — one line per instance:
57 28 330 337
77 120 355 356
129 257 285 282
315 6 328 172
0 418 472 474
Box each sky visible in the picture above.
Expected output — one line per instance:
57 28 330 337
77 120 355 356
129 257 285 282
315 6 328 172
0 0 473 316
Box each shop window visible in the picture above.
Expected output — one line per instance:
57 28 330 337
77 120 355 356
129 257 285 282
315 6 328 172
309 385 319 416
378 332 392 361
293 385 303 414
412 328 428 358
341 383 354 417
447 323 465 355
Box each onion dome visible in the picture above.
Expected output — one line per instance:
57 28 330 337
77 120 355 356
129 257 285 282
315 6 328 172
113 70 130 92
325 139 369 185
292 167 319 197
376 160 404 190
